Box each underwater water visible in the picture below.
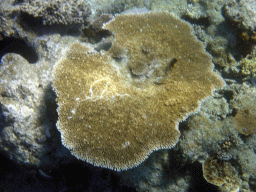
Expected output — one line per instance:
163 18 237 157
0 0 256 191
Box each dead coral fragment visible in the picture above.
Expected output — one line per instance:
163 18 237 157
53 12 225 171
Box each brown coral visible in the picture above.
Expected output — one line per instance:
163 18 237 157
240 49 256 77
108 42 127 58
231 89 256 136
233 108 256 136
203 155 241 192
128 60 149 76
52 12 225 171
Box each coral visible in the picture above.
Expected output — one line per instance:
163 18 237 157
240 49 256 77
90 14 114 31
108 42 127 58
199 97 230 120
52 12 225 171
230 88 256 136
223 1 256 55
233 107 256 136
217 139 233 161
0 1 23 39
179 111 234 164
224 0 256 31
207 36 239 75
81 14 113 43
203 155 241 192
128 60 149 76
178 84 256 191
19 0 91 25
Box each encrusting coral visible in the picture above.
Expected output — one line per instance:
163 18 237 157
233 104 256 136
231 88 256 136
203 155 241 192
52 12 225 171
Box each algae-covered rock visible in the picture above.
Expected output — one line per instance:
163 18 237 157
0 53 54 166
0 35 77 168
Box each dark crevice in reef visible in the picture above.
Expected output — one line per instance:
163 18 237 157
17 12 44 30
0 152 138 192
222 90 234 103
0 37 38 63
38 84 58 126
179 120 190 132
17 12 84 37
81 14 114 44
222 90 237 118
160 152 219 192
12 0 24 5
181 15 211 28
0 103 6 129
81 26 112 44
187 162 218 192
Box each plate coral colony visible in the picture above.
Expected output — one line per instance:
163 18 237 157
52 12 225 171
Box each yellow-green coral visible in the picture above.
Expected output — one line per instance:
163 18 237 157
241 50 256 77
52 12 225 171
